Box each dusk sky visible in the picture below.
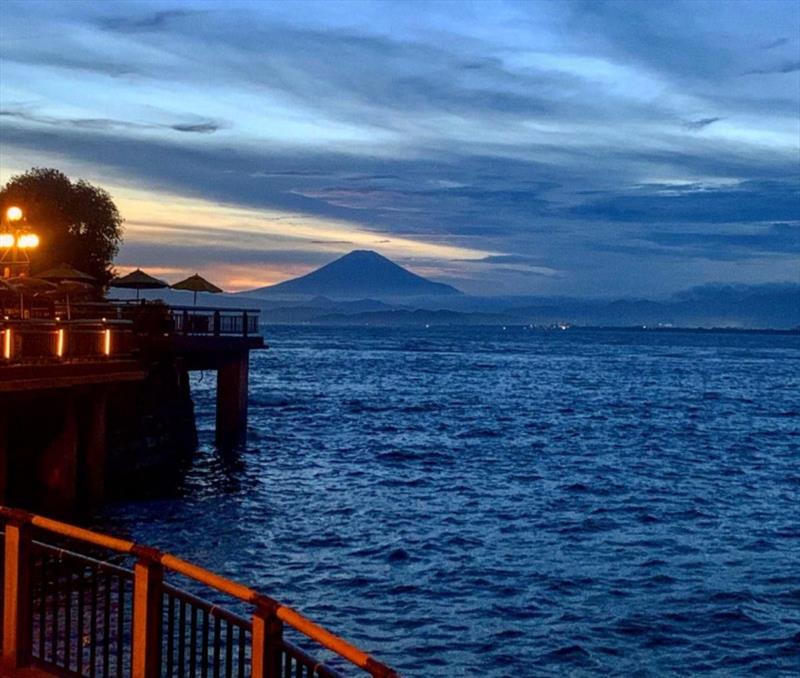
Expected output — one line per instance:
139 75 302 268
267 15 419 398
1 0 798 296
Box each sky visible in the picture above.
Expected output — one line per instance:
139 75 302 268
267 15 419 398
0 0 798 296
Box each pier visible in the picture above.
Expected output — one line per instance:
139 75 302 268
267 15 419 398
0 304 264 513
0 506 397 677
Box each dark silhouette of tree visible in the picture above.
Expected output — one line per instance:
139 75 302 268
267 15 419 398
0 168 123 284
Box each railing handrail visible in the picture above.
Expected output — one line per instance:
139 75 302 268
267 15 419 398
0 318 133 327
167 306 261 314
0 506 397 677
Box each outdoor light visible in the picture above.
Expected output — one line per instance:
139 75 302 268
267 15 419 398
103 328 112 356
16 233 40 249
0 233 14 248
3 328 11 360
5 206 23 222
56 328 65 358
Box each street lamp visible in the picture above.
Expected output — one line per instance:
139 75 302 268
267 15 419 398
1 206 40 278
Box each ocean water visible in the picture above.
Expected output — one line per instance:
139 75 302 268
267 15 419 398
98 327 800 676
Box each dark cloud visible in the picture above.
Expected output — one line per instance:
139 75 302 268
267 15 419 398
570 180 800 224
119 241 336 269
169 122 223 134
745 60 800 75
99 9 203 33
760 38 790 50
1 107 222 135
683 117 722 130
463 255 546 265
595 223 799 262
645 222 800 256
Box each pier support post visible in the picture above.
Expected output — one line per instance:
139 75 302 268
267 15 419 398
0 411 7 503
216 351 249 447
2 517 32 670
80 390 108 507
132 554 163 678
38 395 79 514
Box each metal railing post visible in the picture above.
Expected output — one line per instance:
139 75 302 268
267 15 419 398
213 310 221 336
2 513 32 670
132 548 163 678
251 597 283 678
242 311 249 338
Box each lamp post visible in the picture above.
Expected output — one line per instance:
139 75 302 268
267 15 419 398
1 206 40 278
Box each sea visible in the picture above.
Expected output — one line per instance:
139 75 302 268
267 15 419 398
96 326 800 676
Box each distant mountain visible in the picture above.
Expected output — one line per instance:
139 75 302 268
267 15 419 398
505 283 800 329
245 250 462 299
245 282 799 328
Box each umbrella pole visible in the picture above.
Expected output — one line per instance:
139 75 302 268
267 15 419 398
194 290 198 306
136 288 141 300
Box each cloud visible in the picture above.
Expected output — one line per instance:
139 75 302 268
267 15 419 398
760 38 789 50
745 60 800 75
683 117 722 130
1 0 799 296
570 180 800 224
169 122 223 134
1 106 223 135
464 255 545 265
99 9 204 33
596 223 800 262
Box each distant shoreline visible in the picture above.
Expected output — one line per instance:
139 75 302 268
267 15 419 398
264 323 800 335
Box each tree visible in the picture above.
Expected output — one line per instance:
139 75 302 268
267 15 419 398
0 168 123 284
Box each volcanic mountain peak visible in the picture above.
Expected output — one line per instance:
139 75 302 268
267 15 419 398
249 250 461 299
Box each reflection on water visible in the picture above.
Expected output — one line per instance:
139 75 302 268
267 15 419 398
97 327 800 676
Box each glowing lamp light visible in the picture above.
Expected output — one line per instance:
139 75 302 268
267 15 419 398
3 328 11 360
103 328 112 356
17 233 39 249
5 206 23 222
56 328 65 358
0 233 14 248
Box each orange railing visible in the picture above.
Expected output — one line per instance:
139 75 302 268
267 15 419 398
0 507 398 678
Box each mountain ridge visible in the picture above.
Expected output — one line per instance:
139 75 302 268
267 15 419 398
245 250 462 299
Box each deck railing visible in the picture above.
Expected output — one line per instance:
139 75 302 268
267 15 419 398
0 319 134 363
0 508 397 678
167 307 260 338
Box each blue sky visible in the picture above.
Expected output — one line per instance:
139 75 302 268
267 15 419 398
1 0 798 295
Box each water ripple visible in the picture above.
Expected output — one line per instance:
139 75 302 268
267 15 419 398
98 327 800 676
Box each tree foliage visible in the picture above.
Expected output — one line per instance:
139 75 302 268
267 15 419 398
0 168 123 284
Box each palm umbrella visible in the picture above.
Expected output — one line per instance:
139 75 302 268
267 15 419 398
171 273 223 306
37 263 97 319
109 268 168 299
